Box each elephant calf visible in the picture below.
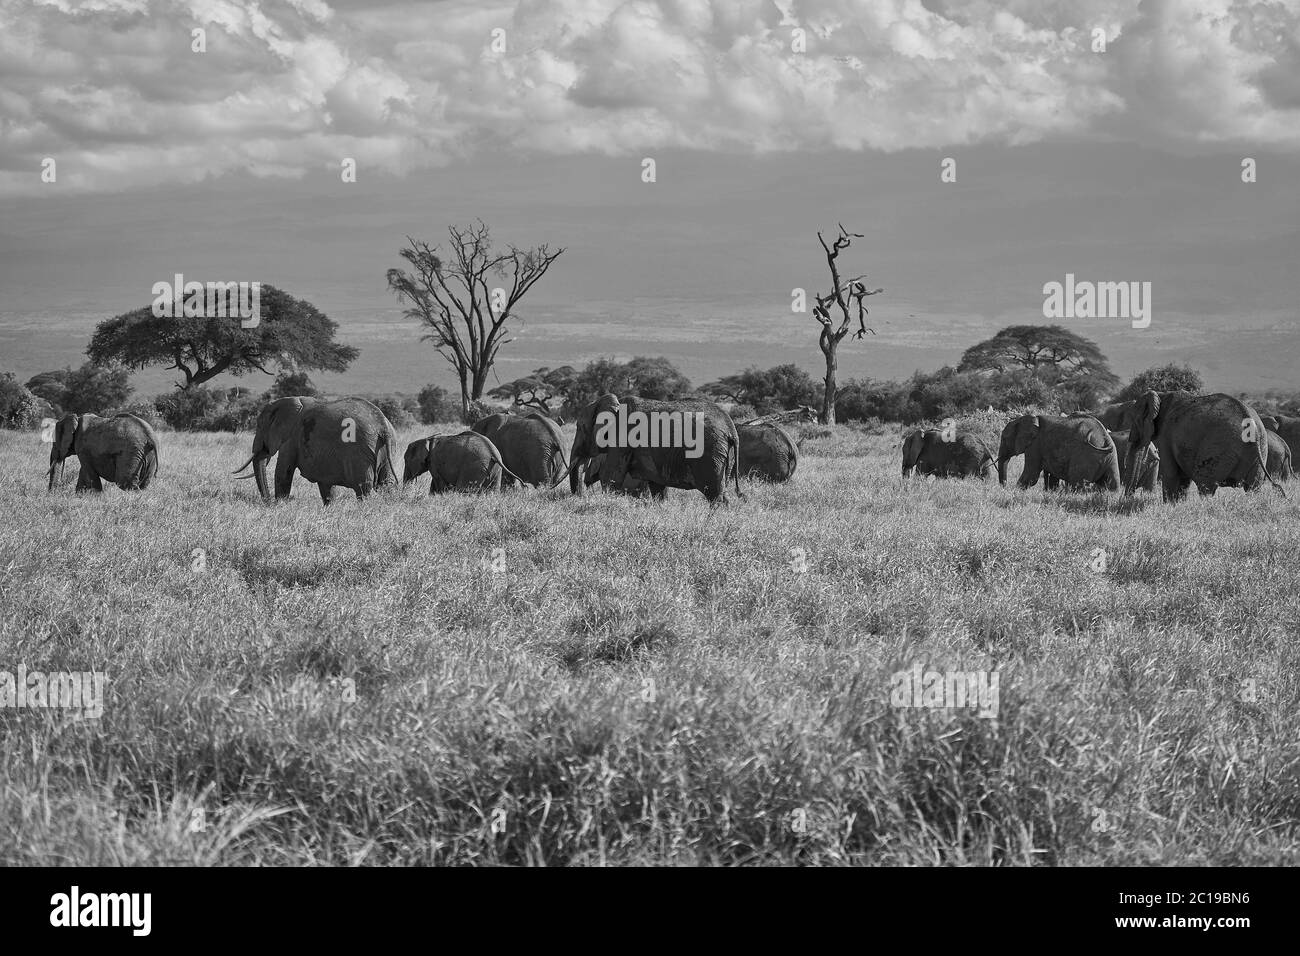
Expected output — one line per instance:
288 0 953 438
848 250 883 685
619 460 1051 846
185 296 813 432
737 423 798 482
403 431 524 493
998 413 1120 491
902 428 994 479
48 413 159 492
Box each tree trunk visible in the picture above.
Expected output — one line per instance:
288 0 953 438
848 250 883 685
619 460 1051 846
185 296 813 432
821 342 837 426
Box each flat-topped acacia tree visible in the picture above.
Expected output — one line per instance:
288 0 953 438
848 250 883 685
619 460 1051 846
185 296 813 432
809 224 883 425
87 285 357 390
386 221 564 422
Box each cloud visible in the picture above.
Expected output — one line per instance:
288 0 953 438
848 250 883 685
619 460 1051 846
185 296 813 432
0 0 1296 195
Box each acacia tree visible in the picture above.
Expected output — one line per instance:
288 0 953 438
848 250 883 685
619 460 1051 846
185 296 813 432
488 366 576 417
386 221 564 420
809 225 884 424
87 285 357 390
958 325 1119 407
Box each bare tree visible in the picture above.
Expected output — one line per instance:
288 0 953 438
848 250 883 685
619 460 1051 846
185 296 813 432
386 221 564 420
810 225 883 425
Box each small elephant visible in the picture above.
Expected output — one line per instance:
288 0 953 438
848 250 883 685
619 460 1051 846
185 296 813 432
1223 429 1293 486
1095 401 1133 432
1123 391 1283 500
902 428 994 479
1262 415 1300 474
470 412 568 487
48 413 159 492
737 423 798 481
583 451 651 496
403 431 524 493
1109 431 1159 492
998 414 1120 491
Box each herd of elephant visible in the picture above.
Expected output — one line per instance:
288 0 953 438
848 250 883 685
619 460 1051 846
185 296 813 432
43 394 799 504
903 391 1294 501
42 389 1297 505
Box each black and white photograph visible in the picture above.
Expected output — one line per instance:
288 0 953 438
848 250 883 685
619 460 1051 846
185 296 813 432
0 0 1295 910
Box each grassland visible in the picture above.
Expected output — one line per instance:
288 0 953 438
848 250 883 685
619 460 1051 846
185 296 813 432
1 421 1298 866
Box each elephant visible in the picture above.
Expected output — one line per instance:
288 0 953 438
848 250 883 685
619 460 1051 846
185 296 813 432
1109 431 1159 492
48 413 159 492
901 428 994 479
470 412 568 487
403 431 525 493
1095 402 1133 431
1123 391 1284 500
582 451 650 496
568 394 741 504
1222 430 1293 486
1262 414 1300 463
998 414 1120 491
234 396 397 504
737 423 798 482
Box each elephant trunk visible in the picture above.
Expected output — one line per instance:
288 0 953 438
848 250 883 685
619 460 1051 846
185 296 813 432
253 455 271 500
1125 444 1147 497
996 455 1009 485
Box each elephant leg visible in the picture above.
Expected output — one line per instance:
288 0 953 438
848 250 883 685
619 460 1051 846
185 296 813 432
355 479 374 500
1161 470 1189 502
318 484 334 505
649 482 667 501
1197 482 1217 496
1018 450 1042 489
77 468 103 493
275 456 296 498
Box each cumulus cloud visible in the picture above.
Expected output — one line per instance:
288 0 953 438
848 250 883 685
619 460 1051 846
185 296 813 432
0 0 1296 194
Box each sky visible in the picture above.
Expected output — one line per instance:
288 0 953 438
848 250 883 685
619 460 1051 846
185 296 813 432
1 0 1298 399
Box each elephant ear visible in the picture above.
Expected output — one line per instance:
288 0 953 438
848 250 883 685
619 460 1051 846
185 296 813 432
1132 390 1161 445
56 415 80 460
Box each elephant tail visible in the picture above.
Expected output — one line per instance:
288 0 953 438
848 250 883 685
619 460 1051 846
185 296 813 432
1256 428 1286 497
728 430 745 501
375 430 397 487
140 438 159 488
500 462 533 489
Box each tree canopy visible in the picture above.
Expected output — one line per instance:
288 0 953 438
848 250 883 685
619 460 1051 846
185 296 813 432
1115 363 1204 402
488 366 576 415
87 285 357 390
959 325 1112 376
25 362 133 414
702 364 819 414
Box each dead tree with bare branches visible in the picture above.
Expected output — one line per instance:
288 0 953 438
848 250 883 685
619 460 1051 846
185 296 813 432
386 221 564 421
810 224 884 425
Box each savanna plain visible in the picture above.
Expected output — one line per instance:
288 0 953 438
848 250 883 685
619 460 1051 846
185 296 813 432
1 419 1297 866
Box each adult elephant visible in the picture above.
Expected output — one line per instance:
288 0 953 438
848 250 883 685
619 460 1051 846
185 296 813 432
1109 431 1159 492
998 414 1120 491
1124 391 1284 500
737 423 798 482
234 396 397 504
1262 414 1300 461
403 431 523 493
901 429 994 479
569 394 741 504
470 412 567 487
48 413 159 492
